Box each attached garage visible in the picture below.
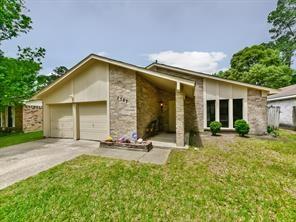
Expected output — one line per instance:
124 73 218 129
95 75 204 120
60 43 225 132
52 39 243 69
50 104 73 138
79 102 108 140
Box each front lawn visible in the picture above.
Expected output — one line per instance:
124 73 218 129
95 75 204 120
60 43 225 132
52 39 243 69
0 131 295 221
0 131 43 148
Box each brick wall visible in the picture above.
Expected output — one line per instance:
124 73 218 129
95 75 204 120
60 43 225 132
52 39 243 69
136 75 160 138
109 65 137 139
248 89 267 134
22 105 43 132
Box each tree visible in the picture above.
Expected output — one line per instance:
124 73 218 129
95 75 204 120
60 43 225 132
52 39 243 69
0 0 32 42
36 66 68 92
217 44 293 88
0 0 46 110
53 66 68 77
268 0 296 66
0 57 40 107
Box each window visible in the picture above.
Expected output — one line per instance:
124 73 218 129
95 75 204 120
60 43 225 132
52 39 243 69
219 100 229 127
207 100 215 127
7 106 15 127
233 99 243 127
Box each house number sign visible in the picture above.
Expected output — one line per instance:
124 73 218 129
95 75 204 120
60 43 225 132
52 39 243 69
117 96 128 103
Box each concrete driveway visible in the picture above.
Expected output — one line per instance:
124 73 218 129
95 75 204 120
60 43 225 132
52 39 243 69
0 139 171 190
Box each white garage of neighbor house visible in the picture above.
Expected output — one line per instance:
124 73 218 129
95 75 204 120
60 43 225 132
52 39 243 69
267 84 296 130
33 54 277 147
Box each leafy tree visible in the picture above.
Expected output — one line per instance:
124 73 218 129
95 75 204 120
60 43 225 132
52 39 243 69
53 66 68 77
36 66 68 91
0 0 46 110
268 0 296 66
218 44 293 88
0 57 40 108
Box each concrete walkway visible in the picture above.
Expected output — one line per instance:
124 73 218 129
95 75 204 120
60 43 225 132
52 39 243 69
0 139 171 190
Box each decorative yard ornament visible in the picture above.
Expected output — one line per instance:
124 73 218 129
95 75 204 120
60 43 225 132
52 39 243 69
131 132 137 142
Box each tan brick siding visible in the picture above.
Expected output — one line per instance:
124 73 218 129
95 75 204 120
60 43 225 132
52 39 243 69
109 65 137 139
248 89 267 135
22 105 43 133
136 75 161 138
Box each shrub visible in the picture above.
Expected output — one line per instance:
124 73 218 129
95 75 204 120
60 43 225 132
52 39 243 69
209 121 222 136
234 119 250 137
267 126 279 137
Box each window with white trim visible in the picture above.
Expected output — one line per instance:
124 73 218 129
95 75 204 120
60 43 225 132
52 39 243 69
233 99 243 127
206 100 215 127
219 99 229 127
206 98 244 128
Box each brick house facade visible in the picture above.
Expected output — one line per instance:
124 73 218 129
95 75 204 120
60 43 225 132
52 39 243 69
33 54 277 147
0 104 42 133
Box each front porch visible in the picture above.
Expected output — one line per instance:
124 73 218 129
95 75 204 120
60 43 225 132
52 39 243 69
136 71 196 148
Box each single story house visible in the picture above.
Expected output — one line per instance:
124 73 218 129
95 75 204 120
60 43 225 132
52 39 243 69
267 84 296 130
0 100 43 133
33 54 277 147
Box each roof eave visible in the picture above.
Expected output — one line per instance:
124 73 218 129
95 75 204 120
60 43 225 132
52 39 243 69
147 63 279 94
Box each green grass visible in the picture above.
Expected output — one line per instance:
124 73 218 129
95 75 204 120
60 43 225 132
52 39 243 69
0 131 296 221
0 131 43 148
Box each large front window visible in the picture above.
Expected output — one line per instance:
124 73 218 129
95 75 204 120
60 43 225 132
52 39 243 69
219 100 229 127
206 98 244 128
207 100 215 127
233 99 243 127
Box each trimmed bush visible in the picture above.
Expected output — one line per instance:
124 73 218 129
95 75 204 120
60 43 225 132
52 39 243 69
234 119 250 137
209 121 222 136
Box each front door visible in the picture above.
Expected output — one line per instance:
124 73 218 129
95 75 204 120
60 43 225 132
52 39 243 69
168 100 176 132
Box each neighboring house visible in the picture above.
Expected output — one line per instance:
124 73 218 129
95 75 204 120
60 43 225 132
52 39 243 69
33 54 277 147
267 84 296 129
0 101 43 133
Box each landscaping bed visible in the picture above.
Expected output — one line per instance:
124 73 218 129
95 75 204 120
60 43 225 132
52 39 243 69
99 140 153 152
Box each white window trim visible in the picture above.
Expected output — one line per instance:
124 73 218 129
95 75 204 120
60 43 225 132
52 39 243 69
205 98 245 130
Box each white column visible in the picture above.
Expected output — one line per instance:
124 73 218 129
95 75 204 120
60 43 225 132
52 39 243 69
229 98 233 128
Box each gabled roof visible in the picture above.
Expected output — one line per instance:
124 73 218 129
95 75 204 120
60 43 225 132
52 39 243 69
33 54 195 99
267 84 296 101
146 62 278 94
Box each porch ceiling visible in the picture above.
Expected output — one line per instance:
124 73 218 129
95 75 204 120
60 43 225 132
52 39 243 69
137 72 194 97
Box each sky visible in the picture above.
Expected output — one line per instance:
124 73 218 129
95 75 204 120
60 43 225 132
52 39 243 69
1 0 278 75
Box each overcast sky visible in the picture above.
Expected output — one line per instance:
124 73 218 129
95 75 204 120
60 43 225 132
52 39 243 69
1 0 277 74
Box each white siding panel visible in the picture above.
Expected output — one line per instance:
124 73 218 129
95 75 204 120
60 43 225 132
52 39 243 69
206 80 217 100
74 62 108 102
219 83 232 99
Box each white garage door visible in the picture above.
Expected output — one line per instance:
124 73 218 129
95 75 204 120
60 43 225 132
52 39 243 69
50 104 73 138
79 102 108 140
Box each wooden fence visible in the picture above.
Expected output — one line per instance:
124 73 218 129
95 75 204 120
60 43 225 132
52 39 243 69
267 106 280 129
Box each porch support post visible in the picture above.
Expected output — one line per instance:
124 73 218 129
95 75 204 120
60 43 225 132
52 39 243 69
176 82 185 147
